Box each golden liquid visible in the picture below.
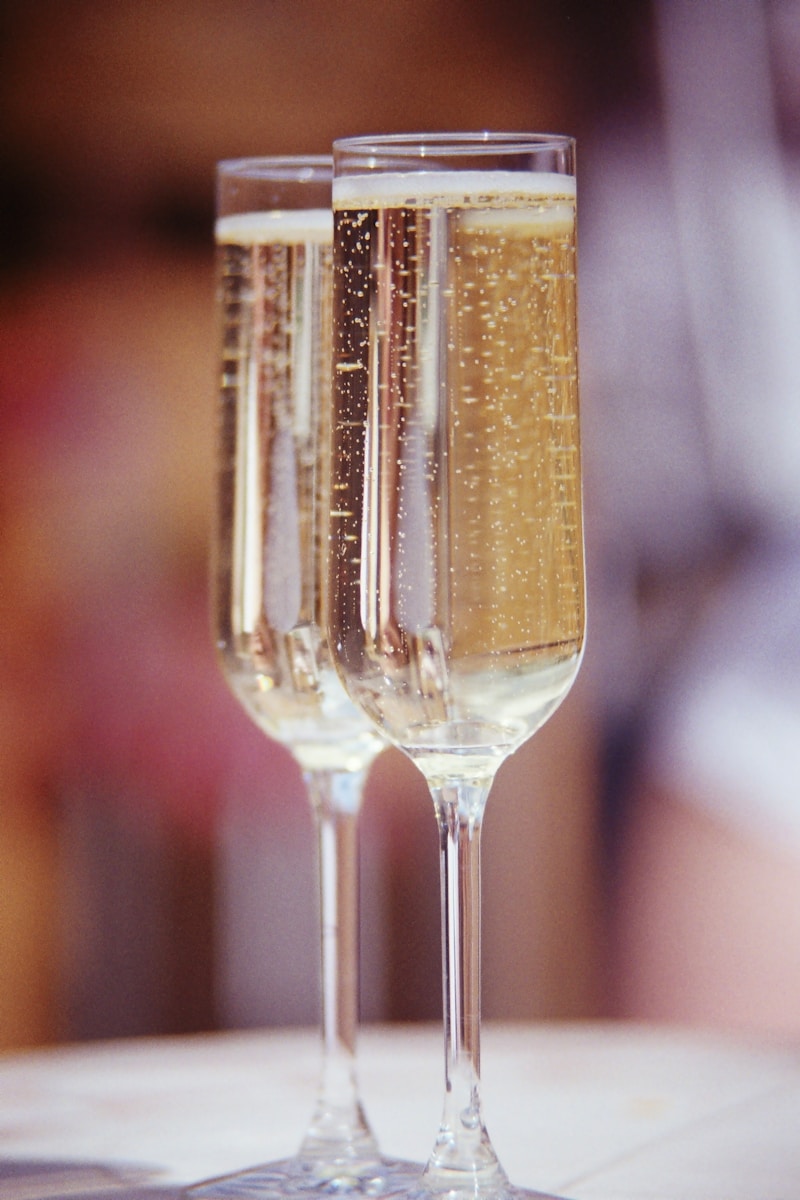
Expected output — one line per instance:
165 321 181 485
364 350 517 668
214 211 383 774
330 178 585 781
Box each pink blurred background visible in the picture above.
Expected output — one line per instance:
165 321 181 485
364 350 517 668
3 0 800 1051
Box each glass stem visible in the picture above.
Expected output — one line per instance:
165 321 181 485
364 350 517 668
299 768 378 1169
425 782 508 1195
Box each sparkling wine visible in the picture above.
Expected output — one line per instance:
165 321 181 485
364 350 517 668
329 172 585 780
214 209 383 775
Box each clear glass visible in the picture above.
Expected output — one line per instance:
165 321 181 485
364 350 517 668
190 157 421 1198
328 133 585 1200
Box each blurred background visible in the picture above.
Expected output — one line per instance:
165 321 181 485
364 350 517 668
3 0 800 1051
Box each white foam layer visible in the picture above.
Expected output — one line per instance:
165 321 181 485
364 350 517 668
333 169 575 207
457 203 575 234
216 209 332 245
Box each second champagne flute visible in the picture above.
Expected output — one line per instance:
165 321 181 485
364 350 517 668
328 133 585 1200
193 156 421 1199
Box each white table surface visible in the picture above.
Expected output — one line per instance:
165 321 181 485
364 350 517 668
0 1022 799 1199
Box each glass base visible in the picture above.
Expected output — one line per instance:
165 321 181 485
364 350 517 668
511 1190 564 1200
412 1188 564 1200
406 1183 565 1200
185 1157 425 1199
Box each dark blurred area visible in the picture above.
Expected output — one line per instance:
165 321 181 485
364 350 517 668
4 0 800 1053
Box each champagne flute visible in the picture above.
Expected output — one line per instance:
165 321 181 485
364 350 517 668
193 157 420 1198
328 133 585 1200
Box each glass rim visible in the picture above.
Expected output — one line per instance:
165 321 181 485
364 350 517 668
332 131 574 158
217 155 332 181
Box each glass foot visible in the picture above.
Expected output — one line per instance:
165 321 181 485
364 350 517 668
185 1157 425 1199
408 1188 564 1200
511 1190 565 1200
406 1170 566 1200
